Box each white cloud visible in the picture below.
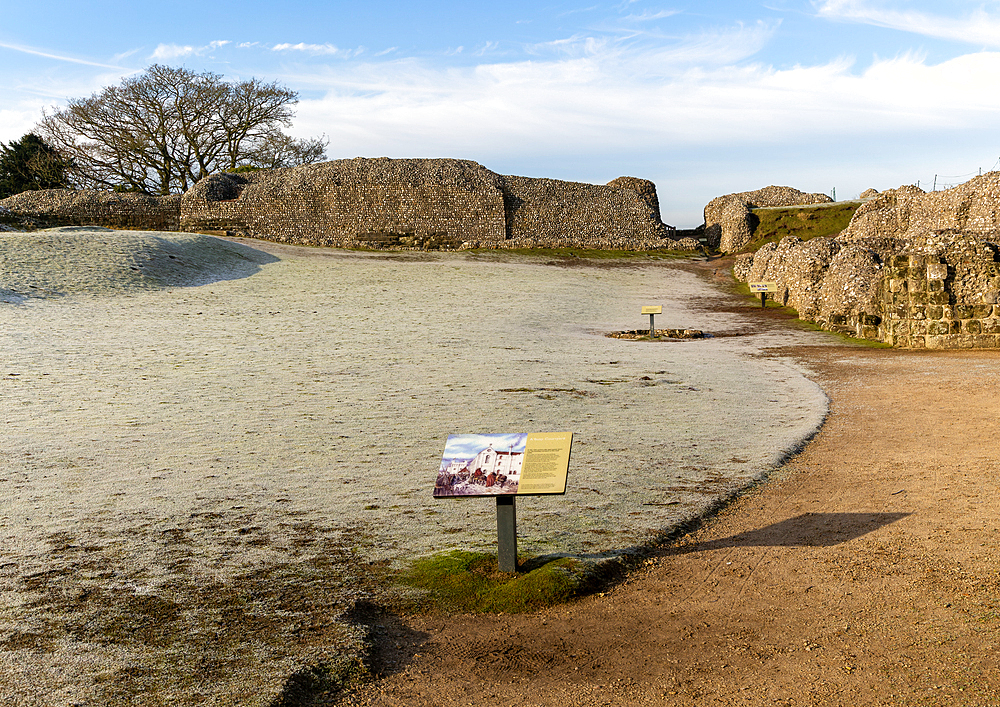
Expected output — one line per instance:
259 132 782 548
272 43 344 55
815 0 1000 47
288 30 1000 164
150 40 230 60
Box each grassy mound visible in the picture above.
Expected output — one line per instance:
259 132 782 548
742 202 861 253
400 550 601 613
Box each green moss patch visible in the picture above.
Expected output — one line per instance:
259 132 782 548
742 202 861 253
399 550 598 613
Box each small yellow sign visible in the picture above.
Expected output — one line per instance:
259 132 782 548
748 282 779 293
641 306 662 314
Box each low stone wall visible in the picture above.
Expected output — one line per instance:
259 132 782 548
0 190 180 231
705 186 832 253
733 174 1000 348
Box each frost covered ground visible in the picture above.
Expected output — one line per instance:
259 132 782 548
0 230 833 704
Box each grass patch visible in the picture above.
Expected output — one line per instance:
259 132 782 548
741 202 861 253
399 550 598 613
470 246 699 260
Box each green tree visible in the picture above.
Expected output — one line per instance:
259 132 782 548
0 133 71 198
38 65 327 195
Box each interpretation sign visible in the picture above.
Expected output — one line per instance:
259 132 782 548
748 282 779 293
434 432 573 498
641 305 662 315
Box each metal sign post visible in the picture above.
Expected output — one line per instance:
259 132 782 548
496 496 517 573
641 305 662 338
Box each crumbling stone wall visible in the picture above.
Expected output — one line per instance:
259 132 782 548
733 173 1000 348
705 186 833 253
180 158 684 251
499 175 676 250
0 158 689 252
0 189 180 231
181 158 508 248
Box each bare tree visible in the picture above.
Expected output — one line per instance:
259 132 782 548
38 65 327 195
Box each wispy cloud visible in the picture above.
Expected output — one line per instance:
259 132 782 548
151 40 230 60
815 0 1000 47
622 10 682 22
271 42 366 58
0 41 124 69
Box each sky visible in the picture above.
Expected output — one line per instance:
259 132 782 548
2 0 999 226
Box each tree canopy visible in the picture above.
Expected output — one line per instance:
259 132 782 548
0 133 71 199
38 65 327 195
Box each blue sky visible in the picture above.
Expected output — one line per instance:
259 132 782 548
2 1 999 225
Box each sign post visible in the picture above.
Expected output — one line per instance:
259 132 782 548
748 282 778 308
496 496 517 572
434 432 574 573
641 305 662 338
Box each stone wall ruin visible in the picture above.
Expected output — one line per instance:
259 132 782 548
733 173 1000 348
0 158 688 252
705 186 833 253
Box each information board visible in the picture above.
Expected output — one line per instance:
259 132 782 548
748 281 779 293
641 305 662 314
434 432 573 497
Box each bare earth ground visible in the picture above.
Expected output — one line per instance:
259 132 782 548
345 284 1000 705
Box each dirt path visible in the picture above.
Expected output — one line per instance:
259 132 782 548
343 345 1000 706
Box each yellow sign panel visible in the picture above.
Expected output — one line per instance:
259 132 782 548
641 306 662 314
517 432 573 495
748 282 779 293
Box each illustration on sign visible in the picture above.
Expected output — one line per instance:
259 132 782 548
434 432 573 497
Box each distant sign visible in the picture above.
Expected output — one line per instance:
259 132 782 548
748 282 779 293
434 432 573 497
641 306 662 315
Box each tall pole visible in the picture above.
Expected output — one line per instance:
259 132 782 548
649 313 656 338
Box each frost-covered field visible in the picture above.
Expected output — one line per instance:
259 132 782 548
0 231 830 704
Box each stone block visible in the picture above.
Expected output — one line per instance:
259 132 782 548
928 292 950 305
909 292 928 304
860 326 881 340
965 320 983 335
926 320 950 336
910 335 926 348
926 262 948 280
973 334 998 348
907 277 926 292
957 335 975 349
928 279 944 292
925 335 946 349
973 305 993 318
942 305 954 320
955 305 977 319
925 305 943 320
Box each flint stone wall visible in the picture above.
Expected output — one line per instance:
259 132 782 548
705 186 833 253
0 190 180 231
180 159 683 251
733 173 1000 348
0 158 690 252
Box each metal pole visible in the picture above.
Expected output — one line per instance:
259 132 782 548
649 313 655 338
761 292 766 308
496 495 517 573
